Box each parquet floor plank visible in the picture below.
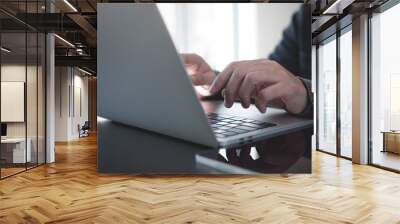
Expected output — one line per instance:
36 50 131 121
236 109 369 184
1 135 400 223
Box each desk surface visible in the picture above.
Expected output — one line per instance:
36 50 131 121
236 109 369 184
98 101 312 174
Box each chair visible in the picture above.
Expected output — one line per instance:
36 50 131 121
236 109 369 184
79 121 90 138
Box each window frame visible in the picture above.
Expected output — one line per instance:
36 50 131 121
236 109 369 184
367 0 400 173
315 20 353 160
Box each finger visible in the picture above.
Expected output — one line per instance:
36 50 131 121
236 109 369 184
255 83 287 113
209 60 261 96
238 72 260 108
180 53 199 64
194 86 212 97
191 71 216 87
185 63 199 75
209 61 239 94
190 73 206 86
209 60 258 94
224 67 247 108
255 97 268 113
209 60 265 94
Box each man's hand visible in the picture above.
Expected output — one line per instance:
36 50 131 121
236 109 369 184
209 59 307 114
181 53 216 97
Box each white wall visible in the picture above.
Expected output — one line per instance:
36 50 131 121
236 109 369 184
1 65 38 138
1 63 46 163
55 67 89 141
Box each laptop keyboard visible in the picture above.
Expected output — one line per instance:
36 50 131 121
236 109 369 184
207 113 276 138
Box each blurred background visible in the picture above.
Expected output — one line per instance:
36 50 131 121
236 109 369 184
158 3 301 71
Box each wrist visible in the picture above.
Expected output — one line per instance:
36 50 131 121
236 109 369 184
293 77 313 117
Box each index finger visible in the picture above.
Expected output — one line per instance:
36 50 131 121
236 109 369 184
180 53 199 64
209 62 238 94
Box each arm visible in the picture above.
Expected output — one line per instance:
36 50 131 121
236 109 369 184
268 4 313 117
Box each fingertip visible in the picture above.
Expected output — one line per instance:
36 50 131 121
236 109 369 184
224 97 229 108
209 83 219 94
261 106 267 113
210 75 224 94
224 98 233 108
241 101 250 109
256 103 266 113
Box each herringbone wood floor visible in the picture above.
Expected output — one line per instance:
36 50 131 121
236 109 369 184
1 135 400 224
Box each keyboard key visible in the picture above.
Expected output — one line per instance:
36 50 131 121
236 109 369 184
250 120 265 125
243 119 255 122
256 123 275 128
221 119 233 122
221 131 236 136
263 123 276 127
207 113 276 133
230 117 245 121
215 133 225 138
242 123 262 128
231 128 248 134
236 126 257 131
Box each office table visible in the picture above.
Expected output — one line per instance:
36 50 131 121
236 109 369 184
1 138 32 165
98 101 312 174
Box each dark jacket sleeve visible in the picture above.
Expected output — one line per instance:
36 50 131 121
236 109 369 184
268 4 313 118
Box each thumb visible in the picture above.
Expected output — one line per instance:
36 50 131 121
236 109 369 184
185 63 199 75
190 73 205 86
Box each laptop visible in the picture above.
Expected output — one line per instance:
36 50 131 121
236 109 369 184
97 3 313 149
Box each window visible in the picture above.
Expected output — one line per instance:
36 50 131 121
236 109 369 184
370 2 400 171
339 29 352 158
317 37 337 154
0 1 47 179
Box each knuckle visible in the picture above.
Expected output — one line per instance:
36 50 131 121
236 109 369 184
235 69 245 79
261 59 270 64
229 61 238 68
269 60 279 66
247 73 258 85
238 88 247 99
224 87 234 98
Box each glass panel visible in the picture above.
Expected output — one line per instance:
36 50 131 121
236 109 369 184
0 1 46 178
318 38 337 154
371 4 400 171
339 30 352 158
1 31 28 177
38 32 45 165
26 0 39 169
27 31 38 169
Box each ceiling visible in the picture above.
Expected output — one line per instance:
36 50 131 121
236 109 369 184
1 0 392 74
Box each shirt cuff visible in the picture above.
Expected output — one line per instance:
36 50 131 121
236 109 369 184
295 77 313 118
